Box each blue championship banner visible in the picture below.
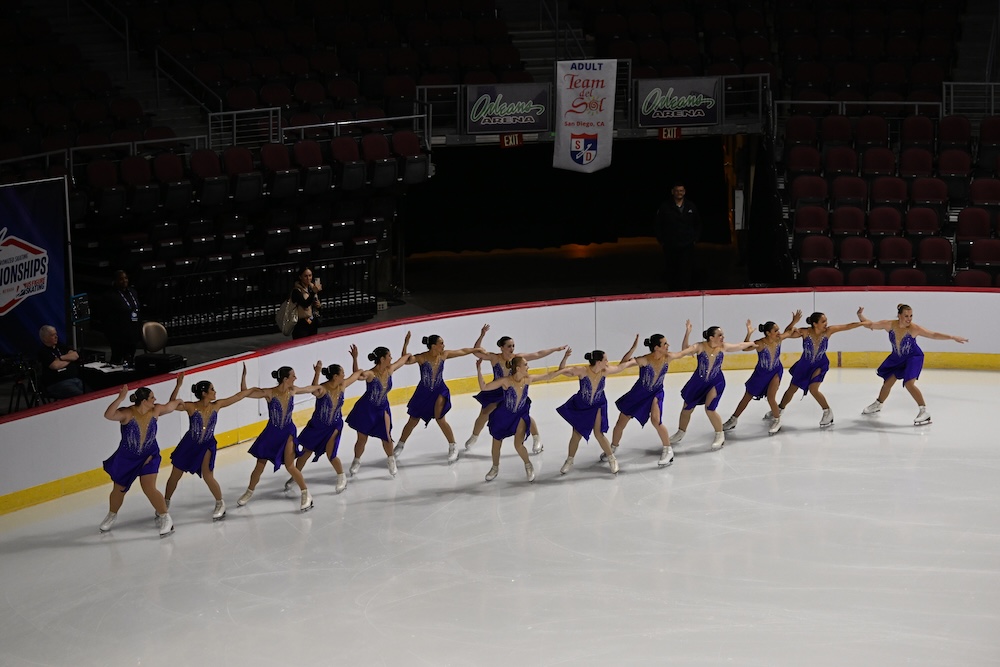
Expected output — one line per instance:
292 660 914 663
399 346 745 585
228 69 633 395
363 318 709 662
553 59 617 173
0 178 69 357
466 83 551 135
636 77 721 128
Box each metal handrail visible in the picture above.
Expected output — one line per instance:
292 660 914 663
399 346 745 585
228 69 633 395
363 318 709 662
154 47 224 113
77 0 131 79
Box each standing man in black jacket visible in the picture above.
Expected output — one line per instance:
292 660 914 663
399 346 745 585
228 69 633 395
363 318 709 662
655 182 702 292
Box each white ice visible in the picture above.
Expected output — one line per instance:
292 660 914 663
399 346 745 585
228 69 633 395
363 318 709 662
1 369 998 666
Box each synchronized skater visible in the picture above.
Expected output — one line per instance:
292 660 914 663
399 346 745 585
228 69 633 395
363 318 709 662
97 309 969 536
467 324 568 454
476 348 572 482
858 304 968 424
723 311 803 435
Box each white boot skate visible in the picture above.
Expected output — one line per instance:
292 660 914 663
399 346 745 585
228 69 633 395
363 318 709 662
560 457 574 474
349 458 361 476
608 455 620 474
464 434 478 449
99 511 117 532
599 444 618 462
764 408 782 420
485 465 499 482
158 513 174 538
914 406 931 425
710 431 725 450
300 490 313 512
212 500 226 521
531 434 543 454
657 446 674 467
335 473 347 493
387 455 397 477
525 461 535 482
670 429 685 444
722 416 738 431
237 489 253 506
447 443 459 463
392 441 405 458
768 417 782 435
283 477 295 493
820 408 834 428
863 400 882 415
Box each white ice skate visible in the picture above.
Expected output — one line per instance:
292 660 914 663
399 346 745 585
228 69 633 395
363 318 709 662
914 406 931 425
722 416 738 431
862 400 882 415
820 408 834 428
657 446 674 467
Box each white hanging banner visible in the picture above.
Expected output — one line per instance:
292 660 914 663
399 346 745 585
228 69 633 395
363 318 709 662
553 59 617 173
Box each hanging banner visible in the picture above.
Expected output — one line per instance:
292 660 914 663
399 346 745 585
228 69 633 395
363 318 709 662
466 82 550 135
636 77 721 128
553 59 617 173
0 178 69 357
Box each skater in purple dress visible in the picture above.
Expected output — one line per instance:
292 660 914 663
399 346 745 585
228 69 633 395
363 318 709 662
608 325 699 468
858 303 968 425
393 332 484 465
722 311 803 436
99 377 185 537
163 365 255 521
283 358 363 495
237 366 322 512
466 323 568 453
477 349 571 482
555 345 637 476
346 342 412 478
770 309 867 429
668 325 757 450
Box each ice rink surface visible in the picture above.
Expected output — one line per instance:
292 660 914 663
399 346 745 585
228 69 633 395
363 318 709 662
1 368 998 666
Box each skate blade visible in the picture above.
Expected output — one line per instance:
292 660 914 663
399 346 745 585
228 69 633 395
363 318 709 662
914 419 931 426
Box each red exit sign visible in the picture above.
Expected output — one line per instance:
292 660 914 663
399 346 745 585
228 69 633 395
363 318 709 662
500 133 524 148
659 127 682 140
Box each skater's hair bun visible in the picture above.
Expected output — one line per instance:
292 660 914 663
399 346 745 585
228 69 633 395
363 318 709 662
584 350 605 365
271 366 293 382
644 334 665 351
703 326 720 340
322 364 342 380
423 334 441 348
497 336 513 348
505 356 525 372
806 311 824 326
368 346 390 363
129 387 151 404
759 321 776 334
192 380 212 398
897 303 911 313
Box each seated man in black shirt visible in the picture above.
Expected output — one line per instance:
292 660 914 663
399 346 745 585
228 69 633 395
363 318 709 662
37 325 85 398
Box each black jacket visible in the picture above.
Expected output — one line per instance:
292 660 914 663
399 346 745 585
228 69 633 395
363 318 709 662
655 198 702 248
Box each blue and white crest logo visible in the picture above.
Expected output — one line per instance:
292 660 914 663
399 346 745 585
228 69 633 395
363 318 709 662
570 133 598 165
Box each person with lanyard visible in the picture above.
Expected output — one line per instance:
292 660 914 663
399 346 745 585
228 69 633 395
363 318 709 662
106 269 141 366
36 325 86 398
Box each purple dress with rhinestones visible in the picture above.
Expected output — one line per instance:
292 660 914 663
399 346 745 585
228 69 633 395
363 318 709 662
788 334 830 393
171 409 219 476
745 343 783 400
680 350 726 410
103 416 161 490
614 360 669 426
556 374 608 440
248 395 300 471
876 329 924 382
407 358 452 423
299 391 345 460
346 374 393 441
487 383 531 440
473 361 506 407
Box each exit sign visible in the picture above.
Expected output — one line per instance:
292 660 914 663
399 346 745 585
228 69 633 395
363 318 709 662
500 133 524 148
659 127 682 140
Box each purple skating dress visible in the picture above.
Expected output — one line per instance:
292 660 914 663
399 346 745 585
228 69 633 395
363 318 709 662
681 350 726 410
103 415 161 490
556 374 608 441
299 391 345 461
170 409 219 476
876 329 924 382
487 383 531 440
745 343 783 400
473 361 506 407
346 373 393 441
248 394 300 471
614 360 669 426
788 334 830 393
406 358 452 424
